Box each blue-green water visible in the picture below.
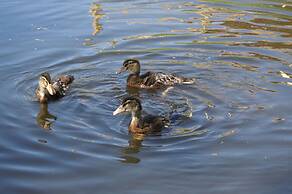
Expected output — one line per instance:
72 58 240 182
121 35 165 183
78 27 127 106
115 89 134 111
0 0 292 193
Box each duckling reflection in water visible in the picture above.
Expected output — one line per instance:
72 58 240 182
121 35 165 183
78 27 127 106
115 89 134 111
35 72 74 103
113 96 169 134
119 134 143 164
117 59 195 89
36 103 57 130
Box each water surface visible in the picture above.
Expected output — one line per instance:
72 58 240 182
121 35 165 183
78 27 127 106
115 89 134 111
0 0 292 193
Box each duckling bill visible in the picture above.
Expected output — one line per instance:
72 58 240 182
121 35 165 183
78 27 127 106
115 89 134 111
113 97 169 134
35 72 74 103
117 59 195 89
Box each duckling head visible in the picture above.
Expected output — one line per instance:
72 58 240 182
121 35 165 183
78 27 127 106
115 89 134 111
38 72 56 95
117 59 140 74
113 97 142 115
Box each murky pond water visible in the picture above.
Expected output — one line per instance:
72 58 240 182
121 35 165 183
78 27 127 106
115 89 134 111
1 0 292 193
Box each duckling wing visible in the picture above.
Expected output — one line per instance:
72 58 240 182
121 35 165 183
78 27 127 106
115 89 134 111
140 72 160 88
141 115 169 133
141 71 194 88
154 72 194 85
52 75 74 96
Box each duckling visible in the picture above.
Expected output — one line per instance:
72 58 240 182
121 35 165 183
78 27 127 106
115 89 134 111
117 59 195 89
35 72 74 103
113 97 169 134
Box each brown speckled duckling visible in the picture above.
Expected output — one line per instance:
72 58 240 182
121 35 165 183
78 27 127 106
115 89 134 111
117 59 194 89
113 97 169 134
35 72 74 103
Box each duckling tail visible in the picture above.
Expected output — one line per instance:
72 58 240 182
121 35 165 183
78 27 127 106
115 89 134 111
181 77 195 84
60 75 74 85
162 117 171 128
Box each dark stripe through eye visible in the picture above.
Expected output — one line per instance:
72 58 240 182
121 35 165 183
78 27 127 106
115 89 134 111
122 100 131 107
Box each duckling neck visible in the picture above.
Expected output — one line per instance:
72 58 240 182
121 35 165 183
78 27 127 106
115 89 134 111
134 70 140 75
131 64 140 75
131 70 140 76
129 111 142 132
38 87 48 103
127 73 143 86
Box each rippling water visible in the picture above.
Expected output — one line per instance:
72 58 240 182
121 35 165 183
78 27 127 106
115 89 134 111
1 0 292 193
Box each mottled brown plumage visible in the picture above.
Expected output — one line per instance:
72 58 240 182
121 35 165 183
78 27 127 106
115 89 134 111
113 97 169 134
35 72 74 103
118 59 195 89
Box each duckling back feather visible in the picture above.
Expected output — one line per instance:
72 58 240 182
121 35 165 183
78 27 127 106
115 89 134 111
140 71 194 88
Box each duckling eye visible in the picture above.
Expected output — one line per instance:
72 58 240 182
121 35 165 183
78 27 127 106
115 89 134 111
126 60 136 66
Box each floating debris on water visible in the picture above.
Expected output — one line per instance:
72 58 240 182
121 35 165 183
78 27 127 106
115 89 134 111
272 117 285 123
219 129 237 138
